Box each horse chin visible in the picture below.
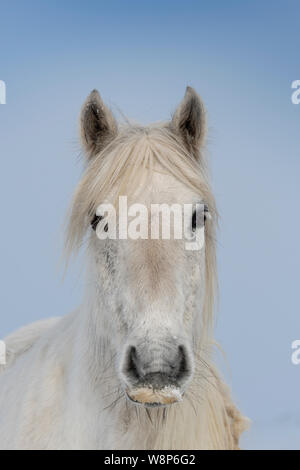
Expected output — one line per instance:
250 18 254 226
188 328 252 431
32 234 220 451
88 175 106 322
126 386 184 408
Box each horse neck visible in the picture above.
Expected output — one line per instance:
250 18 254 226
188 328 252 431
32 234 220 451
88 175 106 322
73 268 237 449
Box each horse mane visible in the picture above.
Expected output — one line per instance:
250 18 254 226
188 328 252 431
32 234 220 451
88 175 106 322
66 123 218 335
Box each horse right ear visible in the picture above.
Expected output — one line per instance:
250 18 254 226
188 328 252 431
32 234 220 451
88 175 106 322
80 90 118 159
171 87 207 158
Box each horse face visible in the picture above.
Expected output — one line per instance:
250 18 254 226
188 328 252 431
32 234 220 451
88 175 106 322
73 87 212 407
89 176 207 407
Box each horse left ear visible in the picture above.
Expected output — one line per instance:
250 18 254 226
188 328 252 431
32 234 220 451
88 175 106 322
171 87 207 157
80 89 118 159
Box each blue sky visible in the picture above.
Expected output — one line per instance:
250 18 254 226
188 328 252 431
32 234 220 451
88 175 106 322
0 0 300 448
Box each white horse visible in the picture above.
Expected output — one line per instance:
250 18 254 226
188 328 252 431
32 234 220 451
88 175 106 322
0 87 248 449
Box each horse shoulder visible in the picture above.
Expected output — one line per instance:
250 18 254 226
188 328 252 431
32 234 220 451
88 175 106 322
0 317 62 374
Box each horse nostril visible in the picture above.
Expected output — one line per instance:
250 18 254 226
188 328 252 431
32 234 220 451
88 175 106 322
176 345 190 382
123 343 192 388
125 346 142 381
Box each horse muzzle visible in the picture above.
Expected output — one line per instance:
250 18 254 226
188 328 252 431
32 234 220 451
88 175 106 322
126 383 183 407
121 342 193 407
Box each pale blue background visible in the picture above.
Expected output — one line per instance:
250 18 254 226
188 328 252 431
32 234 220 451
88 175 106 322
0 0 299 449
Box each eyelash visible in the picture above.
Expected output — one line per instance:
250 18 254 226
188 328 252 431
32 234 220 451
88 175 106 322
192 205 209 231
91 214 108 232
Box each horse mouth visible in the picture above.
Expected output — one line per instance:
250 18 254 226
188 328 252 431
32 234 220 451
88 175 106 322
126 386 183 407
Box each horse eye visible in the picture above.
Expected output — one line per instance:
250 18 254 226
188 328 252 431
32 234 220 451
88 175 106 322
192 205 209 231
91 214 108 232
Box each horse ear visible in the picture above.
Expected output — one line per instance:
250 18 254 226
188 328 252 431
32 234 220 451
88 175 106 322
80 89 117 159
171 87 206 157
